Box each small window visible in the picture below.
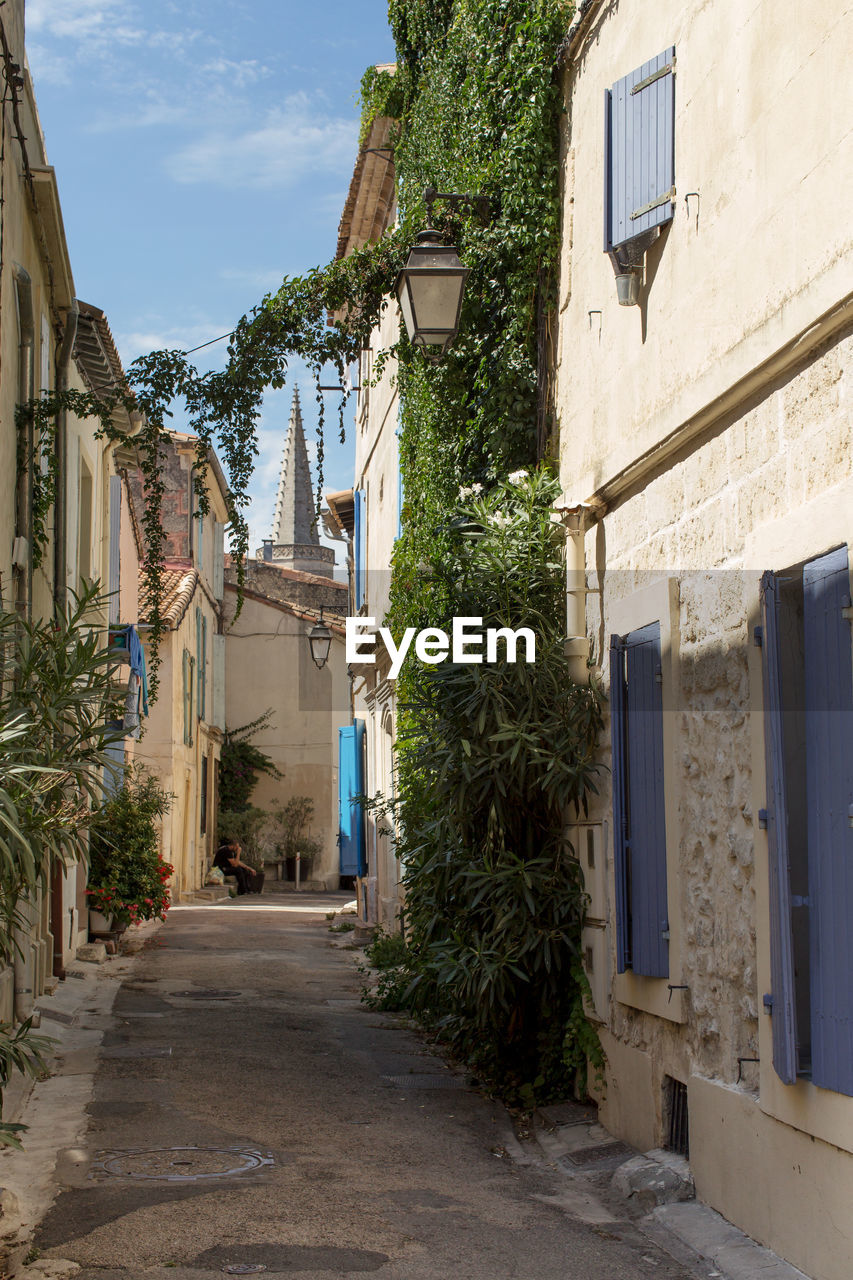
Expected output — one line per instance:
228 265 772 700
604 47 676 256
665 1076 689 1157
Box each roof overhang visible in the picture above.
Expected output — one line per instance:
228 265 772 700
30 166 74 314
324 489 355 540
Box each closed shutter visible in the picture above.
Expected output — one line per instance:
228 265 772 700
605 47 676 252
196 610 207 722
212 522 225 598
760 571 799 1085
804 546 853 1095
610 635 630 973
625 621 669 977
339 722 366 877
212 634 225 730
108 474 122 624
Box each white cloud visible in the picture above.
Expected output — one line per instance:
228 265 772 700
27 0 138 42
165 94 357 190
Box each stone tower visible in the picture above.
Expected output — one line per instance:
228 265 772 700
265 387 334 577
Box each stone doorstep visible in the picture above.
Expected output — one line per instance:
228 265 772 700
534 1113 808 1280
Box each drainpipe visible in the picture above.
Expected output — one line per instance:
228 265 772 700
13 266 34 620
555 500 594 683
53 298 79 616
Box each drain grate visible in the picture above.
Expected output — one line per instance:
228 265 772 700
222 1267 267 1275
92 1146 274 1182
382 1074 465 1090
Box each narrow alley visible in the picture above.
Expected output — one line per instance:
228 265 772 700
23 898 714 1280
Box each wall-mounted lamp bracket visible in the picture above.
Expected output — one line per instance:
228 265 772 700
424 187 492 225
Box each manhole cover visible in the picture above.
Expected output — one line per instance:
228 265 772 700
382 1074 465 1089
172 989 240 1000
92 1146 274 1182
222 1267 267 1275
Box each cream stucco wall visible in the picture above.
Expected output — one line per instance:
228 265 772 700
557 0 853 505
557 3 853 1276
223 590 349 889
351 300 402 925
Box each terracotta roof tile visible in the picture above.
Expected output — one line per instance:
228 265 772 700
139 565 199 629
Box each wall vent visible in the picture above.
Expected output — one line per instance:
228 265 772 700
665 1075 689 1157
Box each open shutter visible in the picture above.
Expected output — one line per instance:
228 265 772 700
610 635 630 973
625 622 669 977
339 721 366 878
354 489 366 611
212 522 225 598
804 546 853 1095
212 633 225 730
760 571 799 1085
605 47 675 252
108 474 122 624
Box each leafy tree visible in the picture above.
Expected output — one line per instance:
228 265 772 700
87 768 173 924
388 471 604 1104
217 712 282 812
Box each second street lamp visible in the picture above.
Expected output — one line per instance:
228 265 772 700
395 229 470 363
307 609 332 670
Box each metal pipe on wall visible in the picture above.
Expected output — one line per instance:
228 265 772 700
13 265 34 619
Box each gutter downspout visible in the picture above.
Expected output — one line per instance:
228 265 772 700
554 500 594 683
53 298 78 617
13 266 34 620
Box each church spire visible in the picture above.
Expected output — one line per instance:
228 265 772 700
266 386 335 578
271 387 318 547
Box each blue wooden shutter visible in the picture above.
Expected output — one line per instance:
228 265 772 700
610 635 630 973
338 720 367 878
625 621 669 977
354 489 366 611
605 47 676 251
804 546 853 1095
760 570 799 1085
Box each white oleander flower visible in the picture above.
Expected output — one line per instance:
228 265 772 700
490 511 513 529
507 468 529 485
458 482 484 500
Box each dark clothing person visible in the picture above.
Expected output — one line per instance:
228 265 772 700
214 842 260 896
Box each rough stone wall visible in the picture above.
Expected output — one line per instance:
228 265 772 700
226 560 347 615
586 327 853 1091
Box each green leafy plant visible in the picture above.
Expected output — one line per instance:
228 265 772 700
364 928 408 971
87 767 174 925
218 712 282 811
382 471 604 1104
0 1018 53 1150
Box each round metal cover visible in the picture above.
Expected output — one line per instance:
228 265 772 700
94 1146 273 1182
222 1267 267 1276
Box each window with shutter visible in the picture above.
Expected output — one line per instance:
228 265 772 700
604 46 676 257
212 522 225 599
611 621 669 978
183 648 195 747
760 546 853 1095
338 721 367 878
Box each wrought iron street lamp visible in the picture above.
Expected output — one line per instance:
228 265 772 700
394 188 490 363
307 609 332 670
395 229 470 363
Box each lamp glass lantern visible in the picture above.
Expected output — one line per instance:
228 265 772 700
395 230 470 362
308 610 332 670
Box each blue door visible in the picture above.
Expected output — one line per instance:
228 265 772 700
338 721 366 877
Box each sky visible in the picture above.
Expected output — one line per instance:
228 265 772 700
26 0 397 558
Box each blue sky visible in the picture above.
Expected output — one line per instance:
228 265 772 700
26 0 396 556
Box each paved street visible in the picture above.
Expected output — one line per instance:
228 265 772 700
32 895 708 1279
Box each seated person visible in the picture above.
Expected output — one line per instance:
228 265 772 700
213 839 262 896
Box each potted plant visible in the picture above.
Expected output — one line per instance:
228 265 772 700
87 767 173 933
